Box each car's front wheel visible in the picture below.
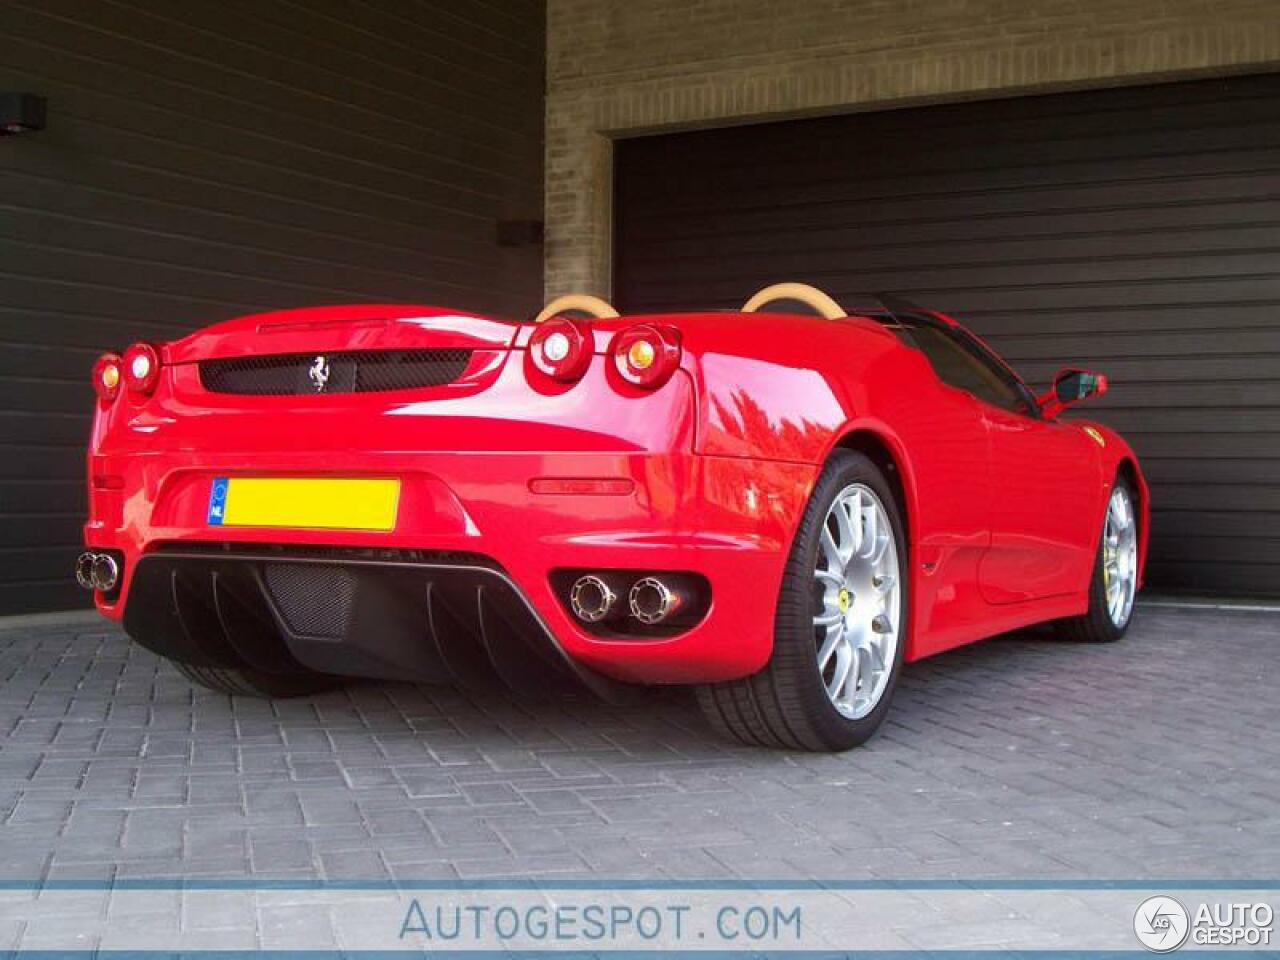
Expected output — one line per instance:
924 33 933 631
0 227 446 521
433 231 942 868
1058 477 1140 643
697 450 907 751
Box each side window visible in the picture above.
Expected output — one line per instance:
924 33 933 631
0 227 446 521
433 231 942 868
877 314 1034 416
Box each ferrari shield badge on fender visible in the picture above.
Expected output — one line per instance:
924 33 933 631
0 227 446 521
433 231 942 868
1083 426 1107 447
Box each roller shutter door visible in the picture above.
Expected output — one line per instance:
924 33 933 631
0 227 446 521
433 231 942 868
615 74 1280 597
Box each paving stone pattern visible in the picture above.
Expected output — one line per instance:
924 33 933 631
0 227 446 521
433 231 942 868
1 607 1277 885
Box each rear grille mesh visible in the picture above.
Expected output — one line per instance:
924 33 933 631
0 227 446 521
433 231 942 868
263 563 356 639
199 349 472 395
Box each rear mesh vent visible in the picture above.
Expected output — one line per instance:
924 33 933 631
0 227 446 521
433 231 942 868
263 564 356 639
199 349 472 395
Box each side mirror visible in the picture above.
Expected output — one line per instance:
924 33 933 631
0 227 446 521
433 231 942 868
1040 368 1108 417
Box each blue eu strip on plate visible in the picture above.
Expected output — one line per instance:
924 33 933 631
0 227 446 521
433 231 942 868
207 476 229 526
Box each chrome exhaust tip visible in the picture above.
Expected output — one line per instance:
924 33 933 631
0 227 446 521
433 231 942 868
75 552 98 590
89 553 119 592
628 576 684 625
569 574 619 623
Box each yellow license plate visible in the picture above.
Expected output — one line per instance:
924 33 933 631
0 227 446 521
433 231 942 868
207 477 400 531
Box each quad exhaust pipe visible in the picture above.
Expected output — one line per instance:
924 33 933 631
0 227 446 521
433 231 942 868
568 572 700 627
628 576 690 625
75 551 120 592
568 574 622 623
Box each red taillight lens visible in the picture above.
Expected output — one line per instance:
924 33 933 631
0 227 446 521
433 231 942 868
529 317 592 382
122 343 161 395
92 353 123 403
612 324 680 389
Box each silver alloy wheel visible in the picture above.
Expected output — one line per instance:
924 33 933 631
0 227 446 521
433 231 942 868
1103 485 1139 628
812 483 902 720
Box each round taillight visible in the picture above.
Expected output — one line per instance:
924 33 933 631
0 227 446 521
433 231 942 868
123 342 161 395
92 353 123 403
612 324 681 389
529 317 591 382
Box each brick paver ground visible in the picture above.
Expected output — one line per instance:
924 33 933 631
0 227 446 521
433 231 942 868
1 606 1277 884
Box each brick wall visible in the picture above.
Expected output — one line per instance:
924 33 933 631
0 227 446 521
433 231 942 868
545 0 1280 298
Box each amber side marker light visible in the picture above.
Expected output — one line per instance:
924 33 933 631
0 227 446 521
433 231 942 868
92 353 123 402
529 478 636 496
612 324 680 389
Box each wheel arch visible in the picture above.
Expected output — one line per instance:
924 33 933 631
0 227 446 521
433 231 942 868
1115 456 1141 498
829 426 917 553
827 426 923 660
1114 454 1150 589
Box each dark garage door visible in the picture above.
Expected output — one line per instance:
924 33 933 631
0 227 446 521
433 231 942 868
0 0 544 615
614 74 1280 597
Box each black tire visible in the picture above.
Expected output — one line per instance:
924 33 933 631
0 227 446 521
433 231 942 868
1058 475 1138 643
696 451 908 751
172 660 342 698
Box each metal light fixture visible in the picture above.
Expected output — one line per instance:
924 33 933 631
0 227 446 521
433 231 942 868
0 93 46 135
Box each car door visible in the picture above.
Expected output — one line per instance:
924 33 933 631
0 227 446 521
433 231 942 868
938 320 1102 603
869 313 994 651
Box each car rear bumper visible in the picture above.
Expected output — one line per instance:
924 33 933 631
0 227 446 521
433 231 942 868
84 451 817 685
118 546 626 699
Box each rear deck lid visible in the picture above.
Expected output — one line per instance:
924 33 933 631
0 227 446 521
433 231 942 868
165 304 518 364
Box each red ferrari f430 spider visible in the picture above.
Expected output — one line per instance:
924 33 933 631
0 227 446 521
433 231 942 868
79 283 1147 750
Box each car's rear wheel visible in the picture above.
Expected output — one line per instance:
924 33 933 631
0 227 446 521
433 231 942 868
172 660 342 698
1058 477 1139 643
697 451 907 751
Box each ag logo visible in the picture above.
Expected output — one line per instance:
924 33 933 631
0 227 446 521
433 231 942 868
1134 896 1190 952
309 355 330 392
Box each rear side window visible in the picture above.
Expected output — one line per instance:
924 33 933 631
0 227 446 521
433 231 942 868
876 313 1035 416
